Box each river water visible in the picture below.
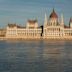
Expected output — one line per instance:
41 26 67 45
0 40 72 72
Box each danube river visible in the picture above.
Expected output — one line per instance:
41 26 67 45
0 40 72 72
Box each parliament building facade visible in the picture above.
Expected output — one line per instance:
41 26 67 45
0 9 72 40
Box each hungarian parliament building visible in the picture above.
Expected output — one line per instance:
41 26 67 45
0 9 72 40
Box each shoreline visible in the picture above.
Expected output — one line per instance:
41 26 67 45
0 37 72 41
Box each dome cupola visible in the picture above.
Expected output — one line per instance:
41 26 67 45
49 9 58 19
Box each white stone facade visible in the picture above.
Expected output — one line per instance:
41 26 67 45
1 9 72 40
43 9 72 39
6 20 42 39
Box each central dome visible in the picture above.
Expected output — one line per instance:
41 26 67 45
49 9 58 18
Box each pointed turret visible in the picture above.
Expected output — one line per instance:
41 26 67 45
69 17 72 28
44 13 48 27
61 13 64 27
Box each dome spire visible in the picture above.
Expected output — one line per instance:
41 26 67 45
49 8 58 19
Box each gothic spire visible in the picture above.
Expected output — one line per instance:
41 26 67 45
61 13 64 26
44 13 48 26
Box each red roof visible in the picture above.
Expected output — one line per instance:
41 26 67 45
17 25 25 28
28 20 37 24
64 25 69 28
49 9 58 19
8 24 16 28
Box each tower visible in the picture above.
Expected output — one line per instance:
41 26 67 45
43 13 48 38
44 13 48 27
61 13 64 27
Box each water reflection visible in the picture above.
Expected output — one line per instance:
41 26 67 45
0 40 72 72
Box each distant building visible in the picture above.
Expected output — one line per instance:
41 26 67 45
6 20 42 39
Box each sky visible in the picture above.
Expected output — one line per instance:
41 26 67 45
0 0 72 28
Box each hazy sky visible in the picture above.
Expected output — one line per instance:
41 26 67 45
0 0 72 27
